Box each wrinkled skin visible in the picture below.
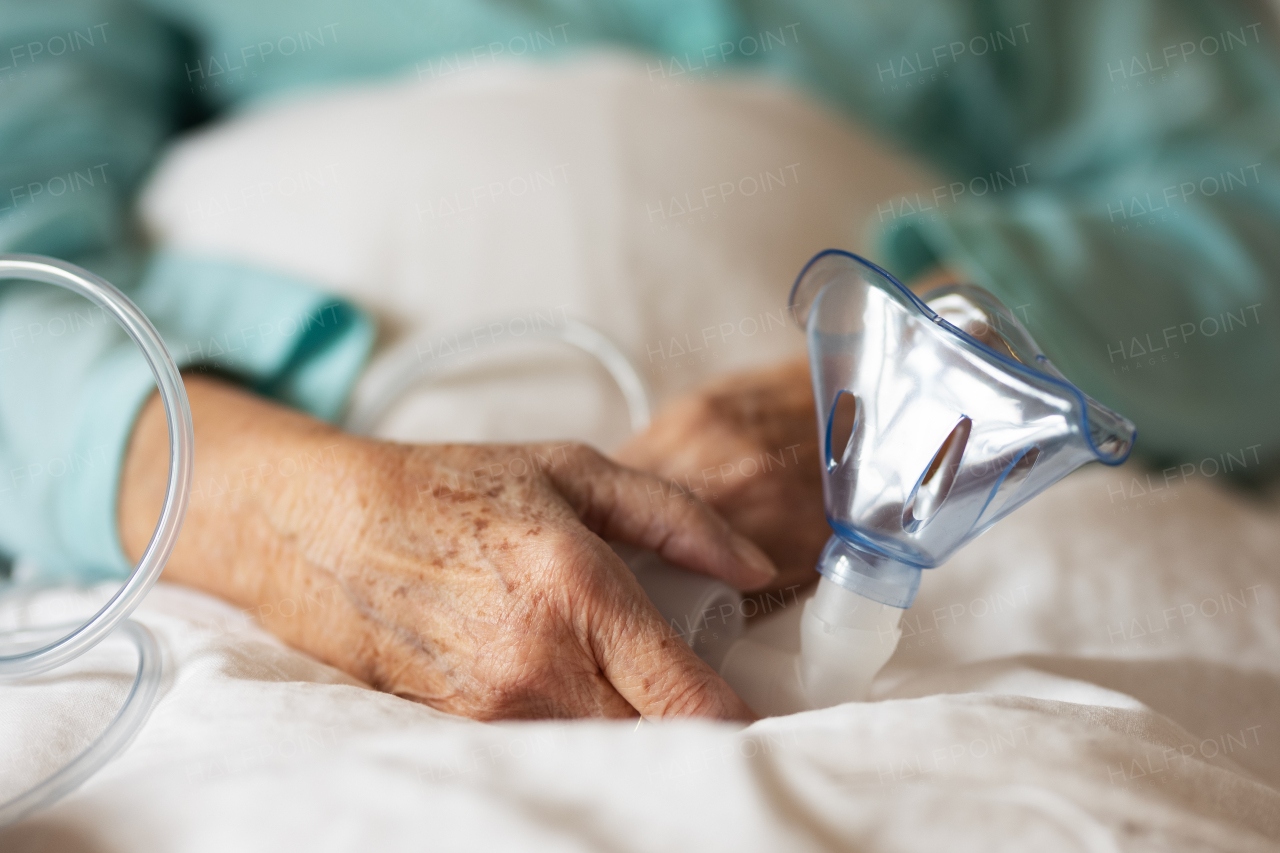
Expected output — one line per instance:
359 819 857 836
616 272 959 593
120 269 953 722
617 355 831 593
120 376 776 721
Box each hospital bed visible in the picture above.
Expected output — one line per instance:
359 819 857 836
3 52 1278 852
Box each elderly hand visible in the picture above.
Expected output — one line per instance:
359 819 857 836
616 356 830 593
616 271 965 592
119 376 776 721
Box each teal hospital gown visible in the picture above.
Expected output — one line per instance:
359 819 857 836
1 0 1277 579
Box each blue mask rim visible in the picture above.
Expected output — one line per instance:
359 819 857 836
788 248 1136 467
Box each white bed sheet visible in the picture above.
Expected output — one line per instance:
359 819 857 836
4 463 1279 852
4 52 1278 851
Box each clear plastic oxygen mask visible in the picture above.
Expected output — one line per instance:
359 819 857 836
719 250 1137 715
343 248 1138 718
796 250 1135 606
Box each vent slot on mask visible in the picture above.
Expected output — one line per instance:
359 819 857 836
826 391 859 472
903 417 972 527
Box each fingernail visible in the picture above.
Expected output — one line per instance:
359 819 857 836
729 533 778 584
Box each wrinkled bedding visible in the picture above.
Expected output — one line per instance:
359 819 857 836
5 463 1278 852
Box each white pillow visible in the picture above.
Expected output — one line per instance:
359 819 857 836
140 50 939 449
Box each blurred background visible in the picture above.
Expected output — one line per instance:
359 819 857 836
3 3 1280 848
3 0 1278 473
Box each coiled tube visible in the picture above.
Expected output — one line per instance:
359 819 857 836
0 254 193 824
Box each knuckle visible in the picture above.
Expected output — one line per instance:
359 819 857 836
524 530 606 597
537 441 606 492
537 526 592 565
560 441 601 469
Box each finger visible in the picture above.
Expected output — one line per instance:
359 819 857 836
491 629 639 721
585 546 756 722
584 673 645 720
548 445 778 591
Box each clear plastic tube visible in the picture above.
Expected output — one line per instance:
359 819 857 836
0 254 193 824
0 620 161 825
345 317 651 435
0 255 192 678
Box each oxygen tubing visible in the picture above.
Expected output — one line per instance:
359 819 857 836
0 254 193 824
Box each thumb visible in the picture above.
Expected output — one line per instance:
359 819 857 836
586 540 757 721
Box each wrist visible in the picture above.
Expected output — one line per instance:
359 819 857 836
118 374 359 608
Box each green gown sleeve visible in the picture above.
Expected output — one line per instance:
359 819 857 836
733 0 1280 472
0 0 373 579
